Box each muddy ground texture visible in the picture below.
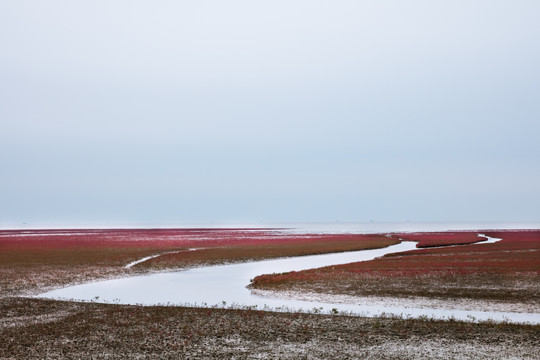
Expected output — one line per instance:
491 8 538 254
1 228 539 359
1 297 539 360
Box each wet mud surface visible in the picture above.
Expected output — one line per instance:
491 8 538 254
1 297 539 360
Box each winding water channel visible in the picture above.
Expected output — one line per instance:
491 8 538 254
37 237 539 324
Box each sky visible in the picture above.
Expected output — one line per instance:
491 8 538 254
1 0 539 227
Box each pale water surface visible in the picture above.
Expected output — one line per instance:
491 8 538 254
37 226 540 324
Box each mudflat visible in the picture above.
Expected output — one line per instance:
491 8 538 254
1 228 539 359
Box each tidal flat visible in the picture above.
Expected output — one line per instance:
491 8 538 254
1 226 539 359
2 297 539 360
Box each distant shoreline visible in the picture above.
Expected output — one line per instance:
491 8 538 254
1 221 539 232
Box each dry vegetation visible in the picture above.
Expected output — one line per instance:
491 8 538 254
1 297 539 360
1 228 539 359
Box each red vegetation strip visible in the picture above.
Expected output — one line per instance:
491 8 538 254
350 230 540 275
252 230 540 287
0 228 399 296
395 231 485 248
0 228 393 252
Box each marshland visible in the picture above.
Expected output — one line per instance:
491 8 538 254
1 226 539 359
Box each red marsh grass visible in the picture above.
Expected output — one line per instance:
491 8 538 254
251 230 540 303
0 228 397 296
395 231 486 248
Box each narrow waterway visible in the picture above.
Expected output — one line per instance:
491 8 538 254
37 238 539 324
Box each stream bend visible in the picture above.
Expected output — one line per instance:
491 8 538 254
36 236 539 324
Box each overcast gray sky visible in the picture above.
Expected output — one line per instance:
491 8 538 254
1 0 539 226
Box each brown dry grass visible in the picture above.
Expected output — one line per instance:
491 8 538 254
1 297 538 360
0 247 161 297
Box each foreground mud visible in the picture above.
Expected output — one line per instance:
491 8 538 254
1 297 539 360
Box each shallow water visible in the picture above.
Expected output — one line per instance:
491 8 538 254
37 238 540 324
38 242 414 305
